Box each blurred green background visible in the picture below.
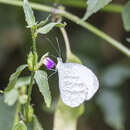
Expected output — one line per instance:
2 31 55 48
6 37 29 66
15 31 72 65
0 0 130 130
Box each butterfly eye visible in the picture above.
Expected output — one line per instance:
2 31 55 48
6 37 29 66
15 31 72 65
43 57 55 70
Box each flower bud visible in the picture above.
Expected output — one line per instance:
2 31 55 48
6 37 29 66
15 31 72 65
27 51 38 71
27 52 33 71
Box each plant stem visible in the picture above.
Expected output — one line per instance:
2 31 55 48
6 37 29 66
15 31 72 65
54 99 84 130
25 71 35 122
31 28 37 57
0 0 123 13
101 4 123 13
31 27 37 69
60 27 71 59
25 28 37 122
12 101 21 130
0 0 129 57
58 10 130 57
47 0 123 13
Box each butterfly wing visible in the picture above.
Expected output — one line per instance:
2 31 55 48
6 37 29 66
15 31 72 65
57 63 99 107
81 65 99 100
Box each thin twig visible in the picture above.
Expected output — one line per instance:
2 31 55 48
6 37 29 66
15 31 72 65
60 27 71 59
0 0 129 57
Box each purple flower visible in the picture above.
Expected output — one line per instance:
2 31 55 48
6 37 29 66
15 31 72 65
43 57 55 70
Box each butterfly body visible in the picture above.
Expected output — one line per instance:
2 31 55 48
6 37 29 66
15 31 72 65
56 57 99 107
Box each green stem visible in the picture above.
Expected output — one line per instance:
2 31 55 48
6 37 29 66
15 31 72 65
58 10 130 57
12 101 21 130
54 99 84 130
0 0 129 57
33 39 36 55
31 28 37 57
60 27 71 59
25 71 35 122
48 0 123 13
101 4 123 13
31 27 37 70
25 28 37 122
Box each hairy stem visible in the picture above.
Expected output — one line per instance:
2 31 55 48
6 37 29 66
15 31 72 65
60 27 71 59
0 0 129 57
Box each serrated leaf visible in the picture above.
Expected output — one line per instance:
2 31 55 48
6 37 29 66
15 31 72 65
83 0 112 20
33 115 44 130
37 22 65 34
122 1 130 31
34 70 51 107
14 121 27 130
4 89 18 106
23 0 36 27
5 65 27 92
15 76 31 89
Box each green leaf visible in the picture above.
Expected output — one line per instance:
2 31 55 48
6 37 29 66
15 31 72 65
101 64 130 87
83 0 112 20
0 96 16 130
34 70 51 108
5 65 27 92
126 38 130 42
23 0 36 27
122 1 130 31
97 90 124 130
37 22 66 34
14 121 27 130
37 15 50 28
4 89 19 106
15 76 31 89
33 115 44 130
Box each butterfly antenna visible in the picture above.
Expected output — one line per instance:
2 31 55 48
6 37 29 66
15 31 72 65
56 37 62 58
45 38 60 57
49 54 57 60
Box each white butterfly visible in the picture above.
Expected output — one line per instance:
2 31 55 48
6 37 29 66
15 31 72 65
56 57 99 108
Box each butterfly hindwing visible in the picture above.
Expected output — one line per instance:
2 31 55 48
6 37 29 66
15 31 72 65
57 58 99 108
58 63 87 107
